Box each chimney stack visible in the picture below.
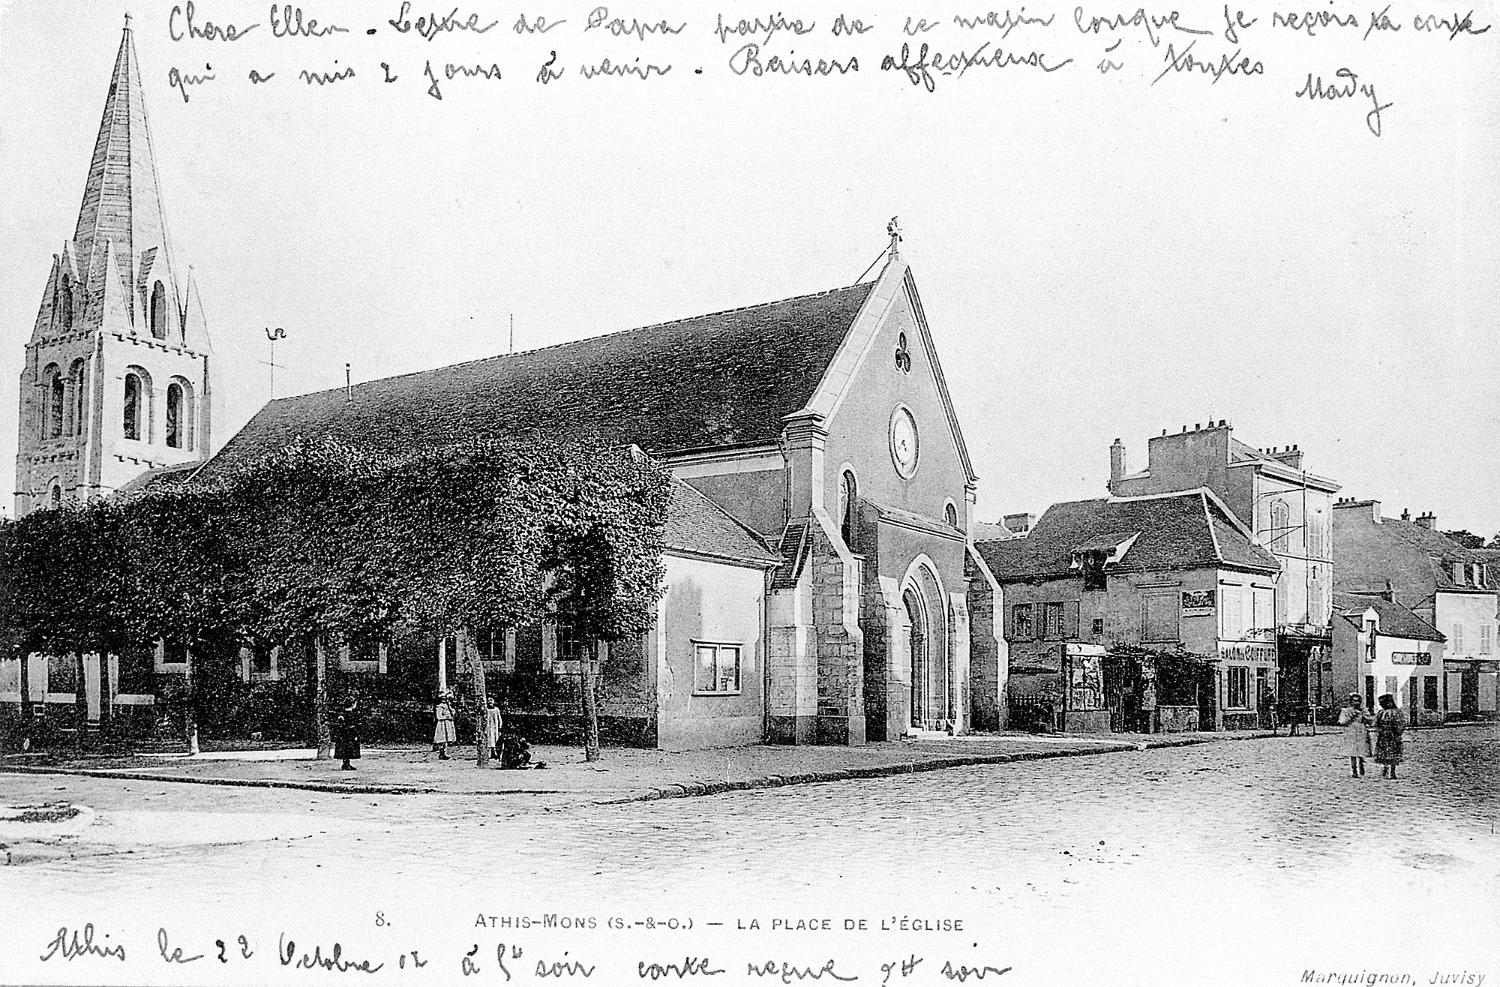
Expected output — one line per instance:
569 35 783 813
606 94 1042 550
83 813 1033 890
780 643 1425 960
1003 512 1036 536
1401 509 1411 521
1415 511 1437 530
1109 438 1127 486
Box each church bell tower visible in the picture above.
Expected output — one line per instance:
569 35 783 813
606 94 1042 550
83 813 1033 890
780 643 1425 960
14 15 215 517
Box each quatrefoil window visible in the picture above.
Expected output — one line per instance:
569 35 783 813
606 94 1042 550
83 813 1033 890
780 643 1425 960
894 333 913 373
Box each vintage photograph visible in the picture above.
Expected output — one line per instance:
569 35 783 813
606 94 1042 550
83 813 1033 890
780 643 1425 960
0 1 1495 984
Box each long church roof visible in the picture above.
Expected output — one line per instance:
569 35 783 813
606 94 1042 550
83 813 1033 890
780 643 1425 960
208 281 877 469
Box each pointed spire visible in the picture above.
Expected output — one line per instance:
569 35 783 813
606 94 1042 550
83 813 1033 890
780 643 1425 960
181 268 214 352
72 16 177 308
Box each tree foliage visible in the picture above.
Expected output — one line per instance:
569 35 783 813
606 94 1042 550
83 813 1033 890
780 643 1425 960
0 435 673 760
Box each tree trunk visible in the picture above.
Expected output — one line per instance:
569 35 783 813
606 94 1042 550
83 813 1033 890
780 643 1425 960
461 628 490 768
310 636 331 759
74 651 88 753
579 645 600 762
184 646 200 756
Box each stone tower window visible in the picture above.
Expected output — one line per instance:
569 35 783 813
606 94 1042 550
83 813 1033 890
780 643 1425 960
166 379 195 450
944 502 958 528
150 280 168 340
50 482 62 507
44 365 64 439
57 275 73 329
123 371 144 440
69 359 87 435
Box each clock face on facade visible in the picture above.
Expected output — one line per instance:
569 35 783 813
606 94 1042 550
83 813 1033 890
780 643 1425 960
890 406 919 478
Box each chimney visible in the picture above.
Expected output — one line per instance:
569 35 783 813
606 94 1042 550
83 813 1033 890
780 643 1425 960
1003 512 1036 536
1415 511 1436 530
1400 509 1410 522
1270 445 1304 470
1109 438 1127 485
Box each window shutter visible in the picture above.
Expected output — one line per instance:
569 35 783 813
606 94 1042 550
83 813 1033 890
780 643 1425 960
1004 605 1014 639
1063 602 1080 639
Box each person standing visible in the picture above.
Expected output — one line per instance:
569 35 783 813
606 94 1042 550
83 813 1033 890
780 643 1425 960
432 691 456 760
1337 692 1371 778
333 697 362 771
483 696 503 762
1261 686 1279 736
1372 693 1406 779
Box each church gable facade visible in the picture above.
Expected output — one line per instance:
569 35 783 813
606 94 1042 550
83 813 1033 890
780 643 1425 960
14 19 213 518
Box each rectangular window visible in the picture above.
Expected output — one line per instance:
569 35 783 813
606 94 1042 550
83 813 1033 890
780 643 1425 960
556 607 587 663
1481 625 1493 655
1423 676 1439 711
693 643 741 695
1012 604 1034 639
1220 586 1244 638
1452 624 1465 653
1043 602 1064 640
1384 676 1398 699
1227 666 1249 709
1144 594 1180 643
251 648 272 674
1091 617 1105 638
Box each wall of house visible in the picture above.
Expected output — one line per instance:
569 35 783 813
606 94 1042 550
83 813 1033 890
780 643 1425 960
654 554 766 750
1333 504 1443 620
1110 425 1235 504
1330 619 1445 726
1251 472 1335 627
1435 591 1500 716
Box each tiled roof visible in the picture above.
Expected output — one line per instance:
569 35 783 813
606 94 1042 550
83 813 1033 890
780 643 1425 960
1377 518 1489 591
113 462 200 496
205 282 876 474
664 478 778 567
1333 592 1445 643
976 491 1278 582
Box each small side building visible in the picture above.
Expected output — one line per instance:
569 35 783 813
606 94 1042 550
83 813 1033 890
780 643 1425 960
1331 592 1445 726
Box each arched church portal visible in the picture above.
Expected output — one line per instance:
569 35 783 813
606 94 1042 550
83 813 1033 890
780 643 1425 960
902 562 950 732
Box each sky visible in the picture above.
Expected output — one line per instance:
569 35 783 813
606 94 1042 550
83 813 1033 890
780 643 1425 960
1 0 1497 534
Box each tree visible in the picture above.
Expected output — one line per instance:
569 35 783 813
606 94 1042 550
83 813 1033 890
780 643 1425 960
544 447 671 762
1443 529 1485 549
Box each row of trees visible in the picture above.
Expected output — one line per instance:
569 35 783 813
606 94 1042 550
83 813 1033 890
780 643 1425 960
0 435 673 764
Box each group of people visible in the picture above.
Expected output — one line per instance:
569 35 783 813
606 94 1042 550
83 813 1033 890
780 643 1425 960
1338 692 1407 779
323 692 529 772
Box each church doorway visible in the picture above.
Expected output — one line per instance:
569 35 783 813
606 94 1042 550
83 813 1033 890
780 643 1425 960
902 563 950 732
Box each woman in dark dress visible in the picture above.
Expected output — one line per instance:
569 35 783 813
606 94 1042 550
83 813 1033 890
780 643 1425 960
1372 693 1406 779
333 698 362 771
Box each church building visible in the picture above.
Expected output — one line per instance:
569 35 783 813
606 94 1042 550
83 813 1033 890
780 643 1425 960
13 16 215 517
6 20 1008 750
206 241 1006 748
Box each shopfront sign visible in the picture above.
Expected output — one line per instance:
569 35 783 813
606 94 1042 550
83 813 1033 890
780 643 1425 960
1181 589 1216 617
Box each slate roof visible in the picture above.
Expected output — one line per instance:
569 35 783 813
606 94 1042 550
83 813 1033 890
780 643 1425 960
113 462 200 496
1333 592 1445 643
205 282 877 474
1376 517 1491 592
976 491 1279 583
664 478 778 567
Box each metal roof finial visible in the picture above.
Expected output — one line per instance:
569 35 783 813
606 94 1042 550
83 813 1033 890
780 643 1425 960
887 216 902 260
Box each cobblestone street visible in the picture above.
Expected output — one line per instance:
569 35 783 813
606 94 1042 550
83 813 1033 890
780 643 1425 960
2 726 1496 987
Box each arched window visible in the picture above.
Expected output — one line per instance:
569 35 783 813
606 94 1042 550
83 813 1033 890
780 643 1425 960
150 280 168 340
838 469 858 549
57 275 73 329
69 360 87 436
43 365 64 439
166 379 195 450
123 371 144 440
1270 500 1290 553
49 480 62 507
945 502 958 528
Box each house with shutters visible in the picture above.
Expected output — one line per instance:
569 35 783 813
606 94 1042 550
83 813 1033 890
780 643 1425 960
1333 499 1499 720
976 489 1280 732
1330 592 1446 727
